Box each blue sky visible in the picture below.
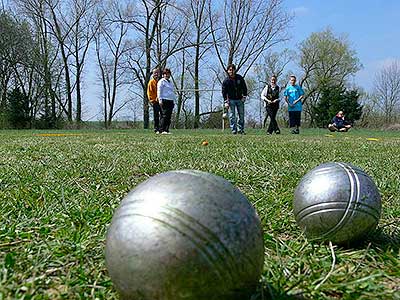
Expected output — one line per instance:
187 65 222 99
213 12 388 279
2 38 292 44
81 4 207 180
286 0 400 91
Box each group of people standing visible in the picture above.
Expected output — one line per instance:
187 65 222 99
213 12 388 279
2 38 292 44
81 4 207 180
147 68 175 134
223 64 305 135
147 64 347 135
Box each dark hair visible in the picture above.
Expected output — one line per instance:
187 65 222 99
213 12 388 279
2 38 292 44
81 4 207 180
290 75 296 80
271 74 277 80
226 64 236 71
163 68 171 75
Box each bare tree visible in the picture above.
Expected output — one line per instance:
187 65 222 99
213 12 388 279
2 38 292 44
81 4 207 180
373 61 400 124
187 0 213 128
121 0 209 128
65 0 99 124
119 0 164 129
95 6 131 128
13 0 69 125
209 0 290 75
43 0 76 122
257 49 295 84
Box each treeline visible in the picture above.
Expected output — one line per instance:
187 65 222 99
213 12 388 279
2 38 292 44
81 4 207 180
0 1 399 130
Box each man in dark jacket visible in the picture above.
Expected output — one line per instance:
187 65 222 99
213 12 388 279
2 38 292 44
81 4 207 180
328 111 352 132
222 64 248 134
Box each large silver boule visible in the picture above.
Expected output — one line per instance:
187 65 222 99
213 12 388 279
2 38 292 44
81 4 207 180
293 162 381 244
106 170 264 300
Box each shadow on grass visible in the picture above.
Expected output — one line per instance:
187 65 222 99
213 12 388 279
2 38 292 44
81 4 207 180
345 227 400 252
368 228 400 252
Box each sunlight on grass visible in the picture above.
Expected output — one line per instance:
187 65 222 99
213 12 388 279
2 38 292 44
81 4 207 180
0 128 399 299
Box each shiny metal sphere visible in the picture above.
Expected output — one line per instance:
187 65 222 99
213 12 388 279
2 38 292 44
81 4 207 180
106 170 264 300
293 162 381 244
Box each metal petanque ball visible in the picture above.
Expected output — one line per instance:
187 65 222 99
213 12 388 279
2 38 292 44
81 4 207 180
293 162 381 244
106 170 264 300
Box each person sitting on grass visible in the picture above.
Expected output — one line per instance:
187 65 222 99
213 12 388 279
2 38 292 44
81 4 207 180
328 111 352 132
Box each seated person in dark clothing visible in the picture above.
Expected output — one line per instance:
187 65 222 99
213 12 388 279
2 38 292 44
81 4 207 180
328 111 352 132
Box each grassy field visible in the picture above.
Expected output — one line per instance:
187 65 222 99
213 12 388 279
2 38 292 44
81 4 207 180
0 128 399 300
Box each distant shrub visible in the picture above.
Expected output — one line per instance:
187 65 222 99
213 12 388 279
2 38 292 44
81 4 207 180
384 123 400 131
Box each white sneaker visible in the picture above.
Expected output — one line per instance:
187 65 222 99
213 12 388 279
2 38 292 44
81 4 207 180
161 131 170 135
155 131 160 134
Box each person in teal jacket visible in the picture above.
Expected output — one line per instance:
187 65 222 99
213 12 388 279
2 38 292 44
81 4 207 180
284 75 305 134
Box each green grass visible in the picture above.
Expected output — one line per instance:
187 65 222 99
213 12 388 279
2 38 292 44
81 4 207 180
0 128 399 299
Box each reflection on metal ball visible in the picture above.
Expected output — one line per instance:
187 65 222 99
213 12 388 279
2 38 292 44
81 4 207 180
293 162 381 244
106 170 264 300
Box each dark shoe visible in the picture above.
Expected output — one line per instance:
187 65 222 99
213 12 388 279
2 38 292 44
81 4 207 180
291 129 296 134
275 130 280 134
267 132 272 135
232 131 237 135
239 131 246 135
295 128 300 134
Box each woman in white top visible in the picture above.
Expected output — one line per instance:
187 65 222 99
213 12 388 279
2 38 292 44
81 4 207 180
157 68 176 134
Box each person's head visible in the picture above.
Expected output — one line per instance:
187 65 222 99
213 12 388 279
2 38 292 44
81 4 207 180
226 64 236 77
163 68 171 79
337 111 344 118
289 75 296 86
152 68 160 80
270 75 277 85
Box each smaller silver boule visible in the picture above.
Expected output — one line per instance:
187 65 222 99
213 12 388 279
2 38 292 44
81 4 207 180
106 170 264 300
293 162 381 244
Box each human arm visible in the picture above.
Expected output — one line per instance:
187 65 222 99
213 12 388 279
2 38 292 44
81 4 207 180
283 88 293 107
285 95 293 107
261 86 271 104
147 80 158 103
157 79 163 105
222 79 228 101
241 76 248 101
294 94 304 104
293 85 305 105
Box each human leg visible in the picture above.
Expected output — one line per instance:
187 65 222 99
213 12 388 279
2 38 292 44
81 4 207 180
267 105 279 134
266 106 274 134
164 100 174 132
328 124 338 132
237 100 245 133
153 102 161 133
289 111 296 133
228 100 238 133
294 111 301 133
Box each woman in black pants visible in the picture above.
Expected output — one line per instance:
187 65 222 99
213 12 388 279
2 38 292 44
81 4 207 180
261 75 280 135
157 68 176 134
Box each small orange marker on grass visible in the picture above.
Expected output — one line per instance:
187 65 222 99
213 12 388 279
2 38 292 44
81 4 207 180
202 140 209 146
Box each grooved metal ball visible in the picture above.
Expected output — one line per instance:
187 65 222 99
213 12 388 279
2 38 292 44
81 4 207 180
293 162 381 244
106 170 264 300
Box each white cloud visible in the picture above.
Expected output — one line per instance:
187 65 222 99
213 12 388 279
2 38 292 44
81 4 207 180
292 6 309 17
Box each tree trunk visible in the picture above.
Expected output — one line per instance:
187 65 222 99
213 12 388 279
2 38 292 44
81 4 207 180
50 8 73 123
194 33 200 128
